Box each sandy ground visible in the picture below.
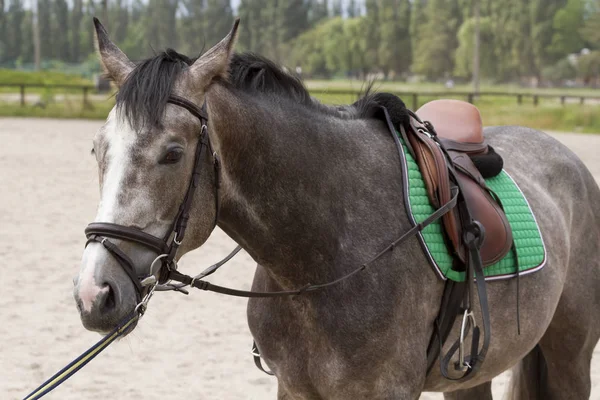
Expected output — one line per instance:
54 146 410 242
0 118 599 400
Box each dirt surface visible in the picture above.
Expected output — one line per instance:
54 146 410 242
0 118 598 399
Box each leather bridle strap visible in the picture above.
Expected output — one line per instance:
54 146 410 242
167 187 459 298
84 95 218 300
86 223 169 254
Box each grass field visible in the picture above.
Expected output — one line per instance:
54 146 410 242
1 76 599 133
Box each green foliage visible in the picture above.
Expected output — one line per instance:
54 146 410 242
542 58 577 81
577 51 600 83
1 0 600 86
377 0 411 77
581 2 600 49
412 0 462 79
549 0 585 57
454 17 496 80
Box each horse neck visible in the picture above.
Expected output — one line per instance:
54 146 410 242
206 83 410 288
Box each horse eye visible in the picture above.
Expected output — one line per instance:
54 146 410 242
161 148 183 164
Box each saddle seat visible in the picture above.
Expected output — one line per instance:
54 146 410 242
416 99 484 144
407 100 513 267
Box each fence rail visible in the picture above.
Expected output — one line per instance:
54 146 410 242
1 84 600 110
0 83 96 107
308 88 600 109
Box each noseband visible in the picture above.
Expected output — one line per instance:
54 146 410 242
85 95 220 304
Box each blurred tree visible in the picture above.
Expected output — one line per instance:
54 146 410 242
281 0 310 42
0 0 6 63
577 50 600 85
409 0 426 73
38 0 52 60
549 0 585 57
364 0 380 70
488 0 534 81
332 0 342 16
378 0 411 78
121 0 148 59
71 0 83 62
20 10 34 63
347 0 358 17
309 0 329 26
323 16 345 72
238 0 268 52
179 0 206 56
205 0 234 46
542 57 577 82
412 0 461 79
82 0 99 59
290 17 328 76
146 0 179 50
6 0 25 63
344 17 368 76
111 0 130 45
454 16 496 79
53 0 71 61
581 1 600 48
531 0 567 80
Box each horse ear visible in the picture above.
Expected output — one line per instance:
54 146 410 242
93 17 134 86
188 18 240 91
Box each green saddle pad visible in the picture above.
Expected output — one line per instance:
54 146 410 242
399 137 546 282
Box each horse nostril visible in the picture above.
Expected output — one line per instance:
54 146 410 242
98 283 117 313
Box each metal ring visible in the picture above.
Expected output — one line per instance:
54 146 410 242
149 254 169 276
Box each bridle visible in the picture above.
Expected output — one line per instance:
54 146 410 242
84 95 220 310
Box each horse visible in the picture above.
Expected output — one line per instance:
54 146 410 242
73 19 600 399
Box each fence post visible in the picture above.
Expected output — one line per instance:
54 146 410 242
83 87 89 108
561 96 566 105
517 94 522 105
467 93 474 104
533 95 539 107
580 97 585 105
412 93 418 110
20 85 25 107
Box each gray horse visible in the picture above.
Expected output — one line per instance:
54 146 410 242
73 20 600 399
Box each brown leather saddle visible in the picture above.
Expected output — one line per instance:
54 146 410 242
406 99 513 267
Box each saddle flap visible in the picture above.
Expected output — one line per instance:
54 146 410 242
454 170 513 265
405 117 513 267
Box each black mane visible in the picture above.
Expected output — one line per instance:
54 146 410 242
228 53 314 107
116 49 409 131
117 49 196 131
